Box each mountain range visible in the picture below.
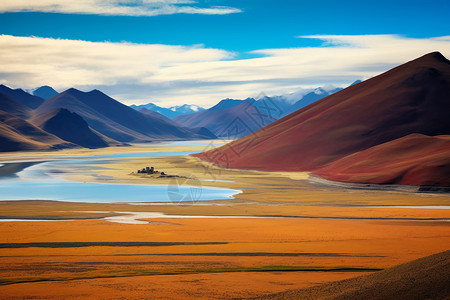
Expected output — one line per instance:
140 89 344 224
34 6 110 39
194 52 450 187
0 91 74 152
173 86 343 138
0 85 216 152
131 103 205 118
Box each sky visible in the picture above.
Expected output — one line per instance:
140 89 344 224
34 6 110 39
0 0 450 108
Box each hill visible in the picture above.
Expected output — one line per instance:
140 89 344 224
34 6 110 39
315 133 450 187
194 52 450 186
0 110 74 152
251 250 450 300
0 91 76 151
34 108 112 149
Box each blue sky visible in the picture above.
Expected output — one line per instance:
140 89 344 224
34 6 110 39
1 0 450 107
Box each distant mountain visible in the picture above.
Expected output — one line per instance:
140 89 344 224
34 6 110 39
350 79 362 86
138 107 217 139
194 52 450 187
0 84 44 109
33 88 214 142
208 99 244 111
289 87 342 113
131 103 205 118
34 108 112 149
32 86 59 99
174 87 342 138
172 104 204 114
138 107 175 122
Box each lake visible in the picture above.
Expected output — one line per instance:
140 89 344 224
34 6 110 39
0 141 240 203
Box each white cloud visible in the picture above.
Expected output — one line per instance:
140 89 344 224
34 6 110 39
1 34 450 107
0 0 241 16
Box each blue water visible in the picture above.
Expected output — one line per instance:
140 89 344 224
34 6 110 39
129 140 229 148
0 177 237 203
66 151 197 160
0 147 240 203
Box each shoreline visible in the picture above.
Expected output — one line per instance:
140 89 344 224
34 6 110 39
1 144 449 201
0 161 46 178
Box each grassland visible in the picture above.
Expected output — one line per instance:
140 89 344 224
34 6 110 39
0 142 449 299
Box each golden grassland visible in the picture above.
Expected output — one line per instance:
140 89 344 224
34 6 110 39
0 143 449 299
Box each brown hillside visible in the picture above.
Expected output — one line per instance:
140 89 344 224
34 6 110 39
252 250 450 300
0 111 75 152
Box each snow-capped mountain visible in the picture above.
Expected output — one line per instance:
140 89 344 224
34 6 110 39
130 103 205 118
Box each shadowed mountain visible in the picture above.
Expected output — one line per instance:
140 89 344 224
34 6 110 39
251 250 450 300
34 88 214 142
0 84 44 109
0 92 31 119
0 110 74 152
34 108 112 149
0 92 76 151
195 52 450 186
32 86 59 99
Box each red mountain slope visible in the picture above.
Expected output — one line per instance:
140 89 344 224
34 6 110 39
315 134 450 186
194 52 450 186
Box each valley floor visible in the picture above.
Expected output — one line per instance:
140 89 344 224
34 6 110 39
0 142 449 299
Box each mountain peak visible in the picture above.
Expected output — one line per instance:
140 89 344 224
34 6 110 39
408 51 450 66
65 87 81 94
33 85 58 99
422 51 449 63
209 99 243 111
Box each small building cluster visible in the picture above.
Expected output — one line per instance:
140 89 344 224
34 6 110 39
137 166 165 176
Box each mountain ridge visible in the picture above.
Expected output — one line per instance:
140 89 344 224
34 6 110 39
174 87 342 138
34 88 215 142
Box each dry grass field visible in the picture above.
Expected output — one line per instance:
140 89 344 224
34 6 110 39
0 144 449 299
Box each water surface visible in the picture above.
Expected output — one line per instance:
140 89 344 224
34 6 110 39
0 145 240 203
